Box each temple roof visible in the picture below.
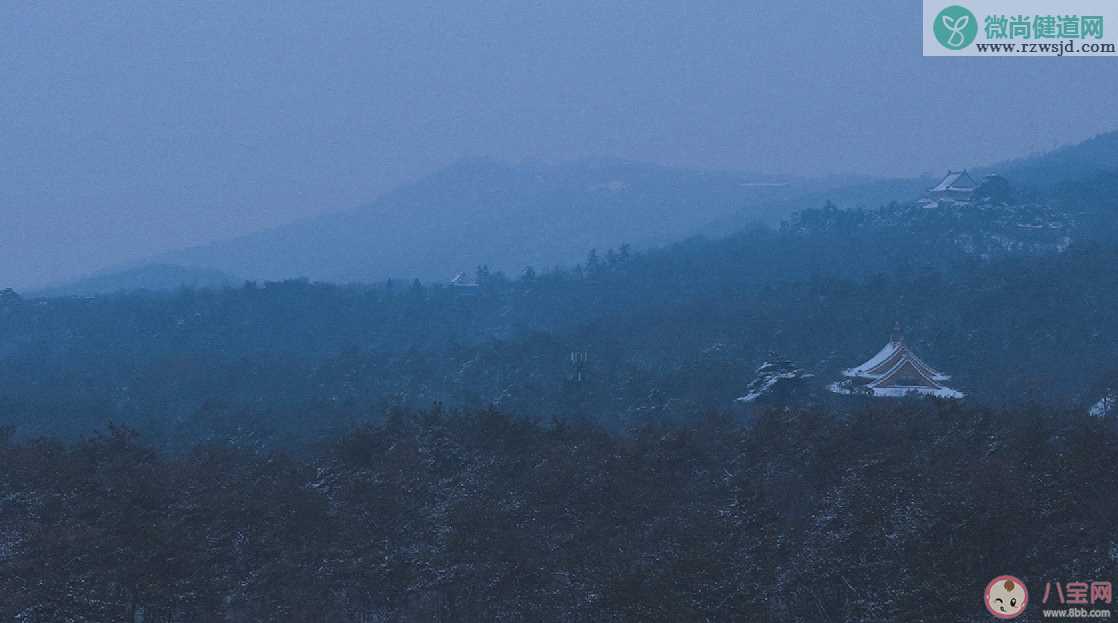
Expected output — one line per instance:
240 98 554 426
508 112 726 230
843 338 949 381
449 272 479 287
929 169 979 193
835 334 963 399
866 358 964 398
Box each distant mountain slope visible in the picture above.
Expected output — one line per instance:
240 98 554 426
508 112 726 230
988 130 1118 187
701 176 932 236
705 129 1118 235
32 264 239 298
154 159 845 284
127 131 1118 288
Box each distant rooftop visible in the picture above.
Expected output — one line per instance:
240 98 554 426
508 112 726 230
929 169 979 193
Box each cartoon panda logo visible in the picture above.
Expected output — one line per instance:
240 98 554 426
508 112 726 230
985 575 1028 619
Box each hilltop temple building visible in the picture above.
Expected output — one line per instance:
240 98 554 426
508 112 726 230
829 331 963 399
927 170 979 202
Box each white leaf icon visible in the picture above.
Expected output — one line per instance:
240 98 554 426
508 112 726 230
941 13 969 47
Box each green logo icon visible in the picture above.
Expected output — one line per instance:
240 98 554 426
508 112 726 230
934 5 978 49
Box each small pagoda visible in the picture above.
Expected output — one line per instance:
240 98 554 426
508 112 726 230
829 328 963 399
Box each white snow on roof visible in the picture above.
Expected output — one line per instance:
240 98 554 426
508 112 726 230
930 169 979 192
449 272 479 287
903 349 951 381
865 359 963 399
843 341 900 378
930 171 963 192
844 340 949 381
835 339 963 399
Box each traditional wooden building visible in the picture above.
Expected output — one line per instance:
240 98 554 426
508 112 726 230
829 331 963 399
927 169 979 202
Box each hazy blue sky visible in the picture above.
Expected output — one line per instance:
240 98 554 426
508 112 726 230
3 1 1117 289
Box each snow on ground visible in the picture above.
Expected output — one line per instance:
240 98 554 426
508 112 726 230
1090 395 1115 417
869 386 964 399
827 381 855 396
737 360 812 402
737 372 797 402
827 380 963 399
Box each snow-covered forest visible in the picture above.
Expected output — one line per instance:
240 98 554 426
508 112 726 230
4 8 1118 614
3 403 1115 621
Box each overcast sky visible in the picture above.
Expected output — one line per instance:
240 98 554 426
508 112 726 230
2 1 1117 289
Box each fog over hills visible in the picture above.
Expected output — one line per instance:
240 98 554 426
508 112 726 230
170 130 1118 283
150 159 847 285
30 264 239 299
8 3 1118 619
979 130 1118 187
709 130 1118 235
35 130 1118 297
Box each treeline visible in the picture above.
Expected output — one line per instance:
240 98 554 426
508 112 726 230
5 242 1118 445
2 404 1115 621
3 171 1118 445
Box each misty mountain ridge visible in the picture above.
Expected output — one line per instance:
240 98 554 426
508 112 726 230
983 130 1118 187
30 264 240 299
700 176 935 236
150 158 851 285
710 129 1118 234
159 130 1118 287
38 130 1118 297
6 146 1118 441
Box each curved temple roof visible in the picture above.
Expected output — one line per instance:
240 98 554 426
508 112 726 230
929 169 979 193
865 358 964 399
843 338 949 381
836 335 963 399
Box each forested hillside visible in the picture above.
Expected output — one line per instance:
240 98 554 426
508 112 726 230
8 4 1117 621
3 404 1115 621
3 169 1118 446
4 146 1118 623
